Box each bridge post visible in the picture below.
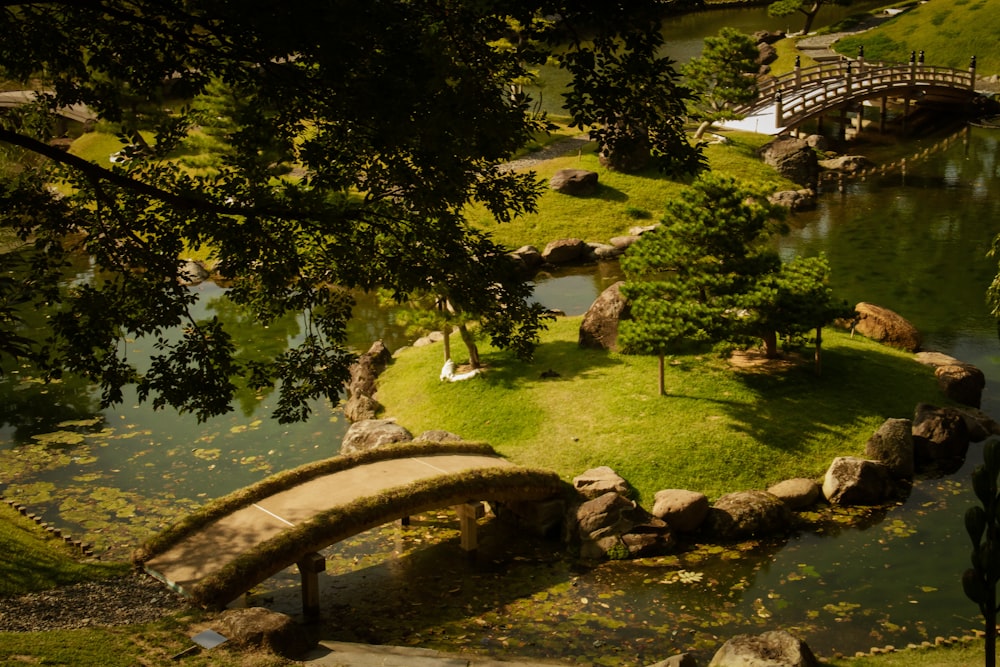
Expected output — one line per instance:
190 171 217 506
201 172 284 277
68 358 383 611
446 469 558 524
794 56 801 88
970 55 977 91
297 552 326 620
909 51 917 84
456 501 486 558
774 92 783 128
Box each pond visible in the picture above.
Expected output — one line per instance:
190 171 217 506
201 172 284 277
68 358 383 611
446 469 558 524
3 7 1000 667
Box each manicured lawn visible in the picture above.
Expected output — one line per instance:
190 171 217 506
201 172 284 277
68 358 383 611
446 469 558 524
834 1 1000 75
376 317 945 503
468 132 798 252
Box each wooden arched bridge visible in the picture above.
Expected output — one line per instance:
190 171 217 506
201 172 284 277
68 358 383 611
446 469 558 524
727 56 981 135
135 442 565 614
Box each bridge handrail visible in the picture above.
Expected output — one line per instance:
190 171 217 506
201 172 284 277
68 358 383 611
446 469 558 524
740 60 976 117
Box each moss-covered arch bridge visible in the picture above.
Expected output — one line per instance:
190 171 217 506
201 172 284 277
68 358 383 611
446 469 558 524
135 443 565 615
727 55 982 136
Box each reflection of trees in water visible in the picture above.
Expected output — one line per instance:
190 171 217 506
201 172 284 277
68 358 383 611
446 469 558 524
204 293 302 417
0 371 100 443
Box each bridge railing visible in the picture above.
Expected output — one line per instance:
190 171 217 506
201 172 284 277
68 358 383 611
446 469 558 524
756 60 975 102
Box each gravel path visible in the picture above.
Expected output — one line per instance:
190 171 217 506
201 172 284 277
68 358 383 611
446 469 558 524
500 134 591 172
0 573 189 632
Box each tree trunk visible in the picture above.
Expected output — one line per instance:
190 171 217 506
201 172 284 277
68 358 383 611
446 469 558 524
658 352 666 396
813 326 822 376
800 1 822 35
458 323 481 369
761 330 779 359
693 120 713 141
442 326 451 362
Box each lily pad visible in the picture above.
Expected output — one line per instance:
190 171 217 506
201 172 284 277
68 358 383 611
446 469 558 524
31 430 86 446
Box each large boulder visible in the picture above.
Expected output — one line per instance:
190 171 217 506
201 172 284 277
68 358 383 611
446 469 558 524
579 281 630 351
912 403 970 471
935 363 986 408
709 630 818 667
864 418 914 479
573 466 630 499
766 478 821 510
818 155 871 173
509 245 543 274
652 489 710 532
213 608 313 660
704 490 792 541
649 654 698 667
573 492 673 559
851 302 922 352
341 419 413 455
756 42 777 67
364 340 393 372
768 188 816 212
346 354 379 400
342 393 381 423
822 457 892 505
178 259 210 286
542 238 589 265
550 168 599 196
414 429 463 442
587 242 623 260
758 137 818 188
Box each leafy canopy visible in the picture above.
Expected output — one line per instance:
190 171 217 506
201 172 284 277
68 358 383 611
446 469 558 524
0 0 702 422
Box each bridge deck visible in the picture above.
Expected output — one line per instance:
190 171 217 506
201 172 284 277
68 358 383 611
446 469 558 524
144 453 519 596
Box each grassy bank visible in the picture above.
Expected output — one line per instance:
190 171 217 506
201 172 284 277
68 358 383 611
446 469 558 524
834 1 1000 76
0 502 127 596
376 317 945 503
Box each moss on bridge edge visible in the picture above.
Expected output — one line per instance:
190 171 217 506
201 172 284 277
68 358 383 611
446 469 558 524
132 440 507 565
186 466 567 608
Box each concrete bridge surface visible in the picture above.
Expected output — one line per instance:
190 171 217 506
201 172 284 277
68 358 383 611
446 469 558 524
140 446 565 613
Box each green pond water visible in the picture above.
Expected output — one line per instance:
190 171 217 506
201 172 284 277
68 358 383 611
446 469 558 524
3 6 1000 665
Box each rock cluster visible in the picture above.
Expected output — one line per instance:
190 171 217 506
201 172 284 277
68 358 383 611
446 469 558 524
342 340 393 422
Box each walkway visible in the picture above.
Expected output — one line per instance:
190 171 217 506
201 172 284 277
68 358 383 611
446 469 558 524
304 641 575 666
0 90 96 123
140 446 564 610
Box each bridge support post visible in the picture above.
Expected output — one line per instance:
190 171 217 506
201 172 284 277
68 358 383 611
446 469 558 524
456 502 486 558
297 552 326 620
879 97 887 134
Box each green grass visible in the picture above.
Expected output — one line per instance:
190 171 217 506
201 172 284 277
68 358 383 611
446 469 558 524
0 622 293 666
0 503 128 596
835 1 1000 76
470 132 798 251
827 640 985 666
376 317 944 503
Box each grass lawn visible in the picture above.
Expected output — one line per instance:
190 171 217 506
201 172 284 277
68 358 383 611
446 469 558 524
376 317 945 503
469 131 798 251
0 502 127 596
834 1 1000 76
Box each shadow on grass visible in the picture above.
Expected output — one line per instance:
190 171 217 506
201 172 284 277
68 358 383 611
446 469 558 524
475 339 623 391
720 343 938 454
